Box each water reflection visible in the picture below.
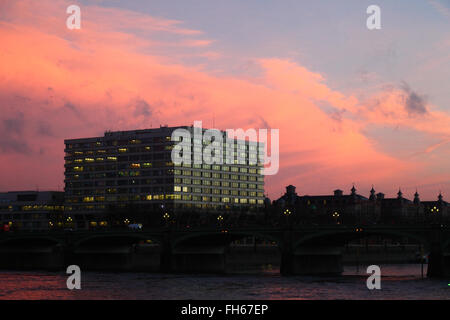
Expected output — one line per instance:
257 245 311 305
0 264 448 300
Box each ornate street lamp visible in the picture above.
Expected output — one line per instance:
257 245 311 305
332 211 340 225
431 206 439 213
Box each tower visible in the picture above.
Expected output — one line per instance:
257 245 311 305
414 189 420 205
369 185 376 201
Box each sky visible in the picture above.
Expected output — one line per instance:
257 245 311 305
0 0 449 200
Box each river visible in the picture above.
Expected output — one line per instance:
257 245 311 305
0 264 448 300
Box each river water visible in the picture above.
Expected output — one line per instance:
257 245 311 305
0 264 449 300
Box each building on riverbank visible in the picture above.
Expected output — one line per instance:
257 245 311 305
272 185 449 225
0 191 65 231
64 126 265 228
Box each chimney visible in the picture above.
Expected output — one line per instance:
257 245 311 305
376 192 385 200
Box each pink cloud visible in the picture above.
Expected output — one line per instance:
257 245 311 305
0 0 449 200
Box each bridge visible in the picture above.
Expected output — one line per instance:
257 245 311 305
1 224 450 277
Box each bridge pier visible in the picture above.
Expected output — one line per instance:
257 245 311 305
427 243 450 278
69 245 134 271
281 246 344 276
0 244 64 270
167 246 226 274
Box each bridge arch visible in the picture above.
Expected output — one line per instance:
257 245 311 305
0 235 63 246
172 230 283 251
73 232 163 248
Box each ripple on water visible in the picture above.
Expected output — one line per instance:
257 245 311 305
0 264 449 300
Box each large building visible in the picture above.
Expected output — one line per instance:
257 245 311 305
64 126 265 226
0 191 65 231
272 185 449 225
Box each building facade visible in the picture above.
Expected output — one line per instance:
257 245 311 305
272 185 449 225
0 191 65 231
64 126 265 227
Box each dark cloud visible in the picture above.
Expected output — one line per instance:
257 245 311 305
400 82 428 116
36 121 54 137
0 112 32 154
316 101 346 122
2 112 25 134
0 137 32 154
259 116 271 129
133 99 152 117
63 101 83 119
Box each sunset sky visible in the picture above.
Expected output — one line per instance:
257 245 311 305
0 0 449 200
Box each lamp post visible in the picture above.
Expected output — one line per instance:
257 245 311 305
431 206 440 224
283 208 292 226
124 218 130 230
332 211 340 225
66 216 73 229
163 212 170 227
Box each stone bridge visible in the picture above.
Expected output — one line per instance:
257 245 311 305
0 224 449 277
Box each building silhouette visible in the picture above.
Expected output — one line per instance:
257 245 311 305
272 185 449 225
